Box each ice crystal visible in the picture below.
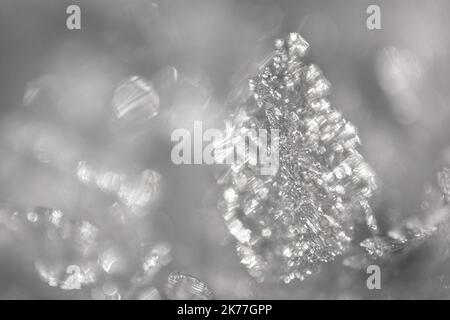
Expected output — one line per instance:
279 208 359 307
216 33 378 283
76 161 162 212
166 271 213 300
361 221 434 259
352 167 449 264
113 76 160 122
0 203 177 297
98 247 126 275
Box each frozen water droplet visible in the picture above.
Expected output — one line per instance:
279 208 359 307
134 242 172 283
143 242 172 270
74 220 99 256
113 76 160 122
76 161 161 212
118 169 162 211
76 161 96 184
95 170 123 193
99 247 126 275
48 209 63 228
287 33 309 57
27 211 39 223
166 271 213 300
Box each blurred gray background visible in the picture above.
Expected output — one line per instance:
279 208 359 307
0 0 450 299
